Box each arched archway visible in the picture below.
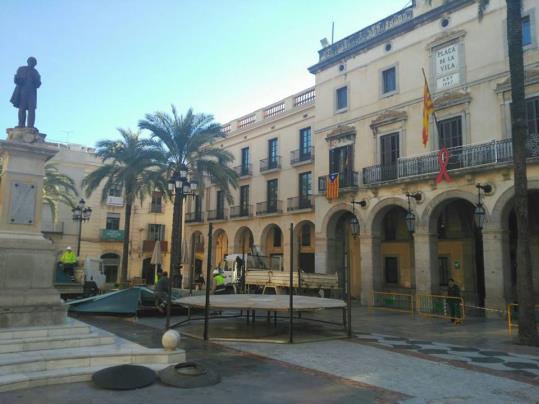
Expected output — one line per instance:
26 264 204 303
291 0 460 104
212 229 228 268
234 226 254 254
101 252 120 283
326 210 361 298
260 224 283 271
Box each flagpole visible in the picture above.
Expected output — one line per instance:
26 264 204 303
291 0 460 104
421 68 440 141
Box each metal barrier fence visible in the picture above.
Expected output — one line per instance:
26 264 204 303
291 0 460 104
507 304 539 335
370 292 414 314
415 294 464 322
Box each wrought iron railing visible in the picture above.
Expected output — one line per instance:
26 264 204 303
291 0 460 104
260 156 281 172
207 209 228 221
287 196 314 211
290 146 314 165
185 211 203 223
234 164 252 177
230 205 253 218
256 200 282 215
362 136 539 186
318 171 360 193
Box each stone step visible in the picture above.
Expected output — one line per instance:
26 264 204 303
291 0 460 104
0 362 172 392
0 333 115 354
0 323 91 341
0 345 185 377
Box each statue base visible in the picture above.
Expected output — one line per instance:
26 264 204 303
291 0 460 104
6 127 46 144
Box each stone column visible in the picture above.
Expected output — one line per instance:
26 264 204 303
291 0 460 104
413 231 438 294
482 228 510 314
0 128 66 328
359 233 380 305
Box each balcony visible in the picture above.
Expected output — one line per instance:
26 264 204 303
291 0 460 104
318 171 360 194
234 164 252 178
256 200 282 215
41 221 64 234
362 137 539 186
290 147 314 166
106 195 124 206
230 205 253 219
100 229 125 241
185 211 204 223
287 196 314 211
207 209 228 221
142 240 168 253
260 157 281 173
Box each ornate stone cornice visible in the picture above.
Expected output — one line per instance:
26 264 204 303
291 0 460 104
370 110 408 133
433 90 472 109
495 69 539 93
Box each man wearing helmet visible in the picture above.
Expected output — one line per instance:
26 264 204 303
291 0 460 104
59 246 78 280
212 268 226 295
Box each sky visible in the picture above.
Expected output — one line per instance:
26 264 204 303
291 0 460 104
1 0 411 146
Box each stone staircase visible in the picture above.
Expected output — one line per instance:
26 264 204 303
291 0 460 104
0 319 185 392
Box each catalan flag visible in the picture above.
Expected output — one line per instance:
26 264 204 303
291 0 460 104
326 173 339 200
422 75 434 147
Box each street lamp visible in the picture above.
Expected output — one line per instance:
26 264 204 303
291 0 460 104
405 192 422 234
474 184 492 230
350 200 367 239
72 198 92 256
166 165 198 329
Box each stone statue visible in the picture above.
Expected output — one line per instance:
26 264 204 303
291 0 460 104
10 57 41 128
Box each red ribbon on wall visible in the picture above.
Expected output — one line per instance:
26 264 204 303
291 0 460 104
436 146 452 184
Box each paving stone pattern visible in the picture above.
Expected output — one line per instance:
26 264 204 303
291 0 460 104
356 332 539 380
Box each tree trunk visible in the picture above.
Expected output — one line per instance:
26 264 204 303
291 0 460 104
170 191 184 287
120 202 132 285
506 0 538 345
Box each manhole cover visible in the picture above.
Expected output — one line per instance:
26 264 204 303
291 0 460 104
92 364 156 390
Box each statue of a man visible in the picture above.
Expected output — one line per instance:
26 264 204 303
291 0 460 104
10 57 41 128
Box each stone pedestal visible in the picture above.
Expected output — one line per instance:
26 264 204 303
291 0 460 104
0 128 66 328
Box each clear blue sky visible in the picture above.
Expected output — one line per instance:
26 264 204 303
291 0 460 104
1 0 410 146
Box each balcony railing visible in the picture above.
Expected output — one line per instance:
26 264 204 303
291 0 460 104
260 157 281 172
100 229 125 241
294 88 316 107
264 102 285 119
256 200 282 215
362 136 539 186
290 147 314 165
318 171 360 193
207 209 228 221
41 221 64 234
230 205 253 218
234 164 252 177
287 196 314 211
185 211 203 223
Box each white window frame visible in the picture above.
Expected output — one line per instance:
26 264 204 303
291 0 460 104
379 63 399 98
335 85 349 114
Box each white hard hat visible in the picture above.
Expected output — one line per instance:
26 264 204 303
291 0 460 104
66 246 72 250
212 269 220 275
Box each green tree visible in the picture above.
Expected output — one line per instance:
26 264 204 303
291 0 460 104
82 129 167 285
43 163 79 223
138 106 238 288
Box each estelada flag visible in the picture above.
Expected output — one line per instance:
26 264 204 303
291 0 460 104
326 173 339 200
422 76 434 147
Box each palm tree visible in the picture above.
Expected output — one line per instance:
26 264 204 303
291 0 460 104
82 129 167 285
426 0 536 344
43 163 79 223
138 106 238 289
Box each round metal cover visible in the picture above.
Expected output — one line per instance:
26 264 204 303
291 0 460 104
92 364 157 390
159 362 221 388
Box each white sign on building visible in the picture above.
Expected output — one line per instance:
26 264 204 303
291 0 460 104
435 43 460 90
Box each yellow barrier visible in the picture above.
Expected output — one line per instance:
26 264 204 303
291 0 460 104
370 291 414 314
415 294 464 323
507 304 539 336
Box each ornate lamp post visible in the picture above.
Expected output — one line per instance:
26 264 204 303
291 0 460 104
474 184 492 230
405 192 422 234
166 165 198 329
72 198 92 256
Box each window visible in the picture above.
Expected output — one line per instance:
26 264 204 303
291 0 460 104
336 86 348 111
438 116 463 170
527 96 539 135
439 256 450 286
273 227 282 247
382 66 397 94
106 213 120 230
108 186 122 197
299 172 312 208
240 185 249 215
194 195 202 216
148 224 165 241
384 257 399 284
268 138 278 168
301 224 311 246
380 132 399 181
216 190 225 217
241 147 250 175
150 192 162 213
522 15 531 47
329 145 354 187
299 127 312 158
267 179 278 212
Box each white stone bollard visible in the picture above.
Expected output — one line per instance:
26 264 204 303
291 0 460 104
162 329 181 351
